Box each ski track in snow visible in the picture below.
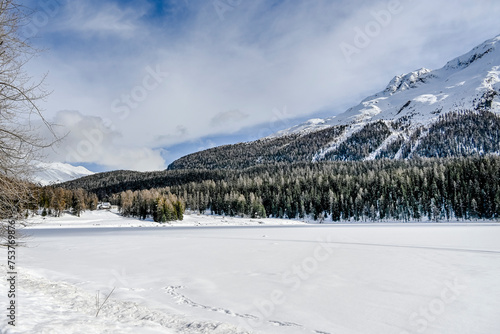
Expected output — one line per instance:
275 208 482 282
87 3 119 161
165 234 500 255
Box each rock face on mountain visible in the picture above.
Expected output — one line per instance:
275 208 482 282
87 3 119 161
168 35 500 170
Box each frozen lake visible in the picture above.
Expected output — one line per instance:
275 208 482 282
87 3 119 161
2 215 500 333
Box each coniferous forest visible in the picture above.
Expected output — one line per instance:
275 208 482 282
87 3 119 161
59 156 500 222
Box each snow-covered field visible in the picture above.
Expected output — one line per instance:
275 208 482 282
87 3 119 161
21 209 308 229
1 211 500 333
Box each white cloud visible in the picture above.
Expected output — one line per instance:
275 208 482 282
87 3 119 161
41 110 165 171
25 0 500 170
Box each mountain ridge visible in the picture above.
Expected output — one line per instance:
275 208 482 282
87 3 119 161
278 34 500 136
167 34 500 170
33 162 94 186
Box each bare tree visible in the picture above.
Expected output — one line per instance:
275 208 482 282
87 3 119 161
0 0 55 222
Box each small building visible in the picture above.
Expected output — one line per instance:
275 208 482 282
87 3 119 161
99 202 111 210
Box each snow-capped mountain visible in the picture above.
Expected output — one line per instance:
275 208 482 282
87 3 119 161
33 162 94 186
276 34 500 137
168 34 500 170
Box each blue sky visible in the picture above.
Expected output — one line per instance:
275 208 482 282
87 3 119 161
21 0 500 172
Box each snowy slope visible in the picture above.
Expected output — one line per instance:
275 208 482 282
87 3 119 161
275 34 500 136
271 118 334 137
33 162 94 186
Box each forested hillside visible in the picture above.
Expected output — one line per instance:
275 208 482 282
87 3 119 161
167 125 348 170
168 110 500 170
62 156 500 222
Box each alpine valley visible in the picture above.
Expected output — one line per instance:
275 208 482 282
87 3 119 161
6 5 500 334
58 34 500 222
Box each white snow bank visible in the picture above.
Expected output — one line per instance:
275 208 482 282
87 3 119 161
24 209 307 229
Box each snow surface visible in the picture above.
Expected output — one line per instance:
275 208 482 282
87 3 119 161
24 209 308 229
273 35 500 141
270 118 332 138
1 211 500 333
32 162 94 186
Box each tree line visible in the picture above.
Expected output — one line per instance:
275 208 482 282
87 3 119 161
1 183 100 219
33 186 186 222
139 156 499 222
37 186 99 217
57 156 500 222
109 189 185 222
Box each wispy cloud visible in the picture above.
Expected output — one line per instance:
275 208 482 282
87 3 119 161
210 110 248 127
53 1 149 38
